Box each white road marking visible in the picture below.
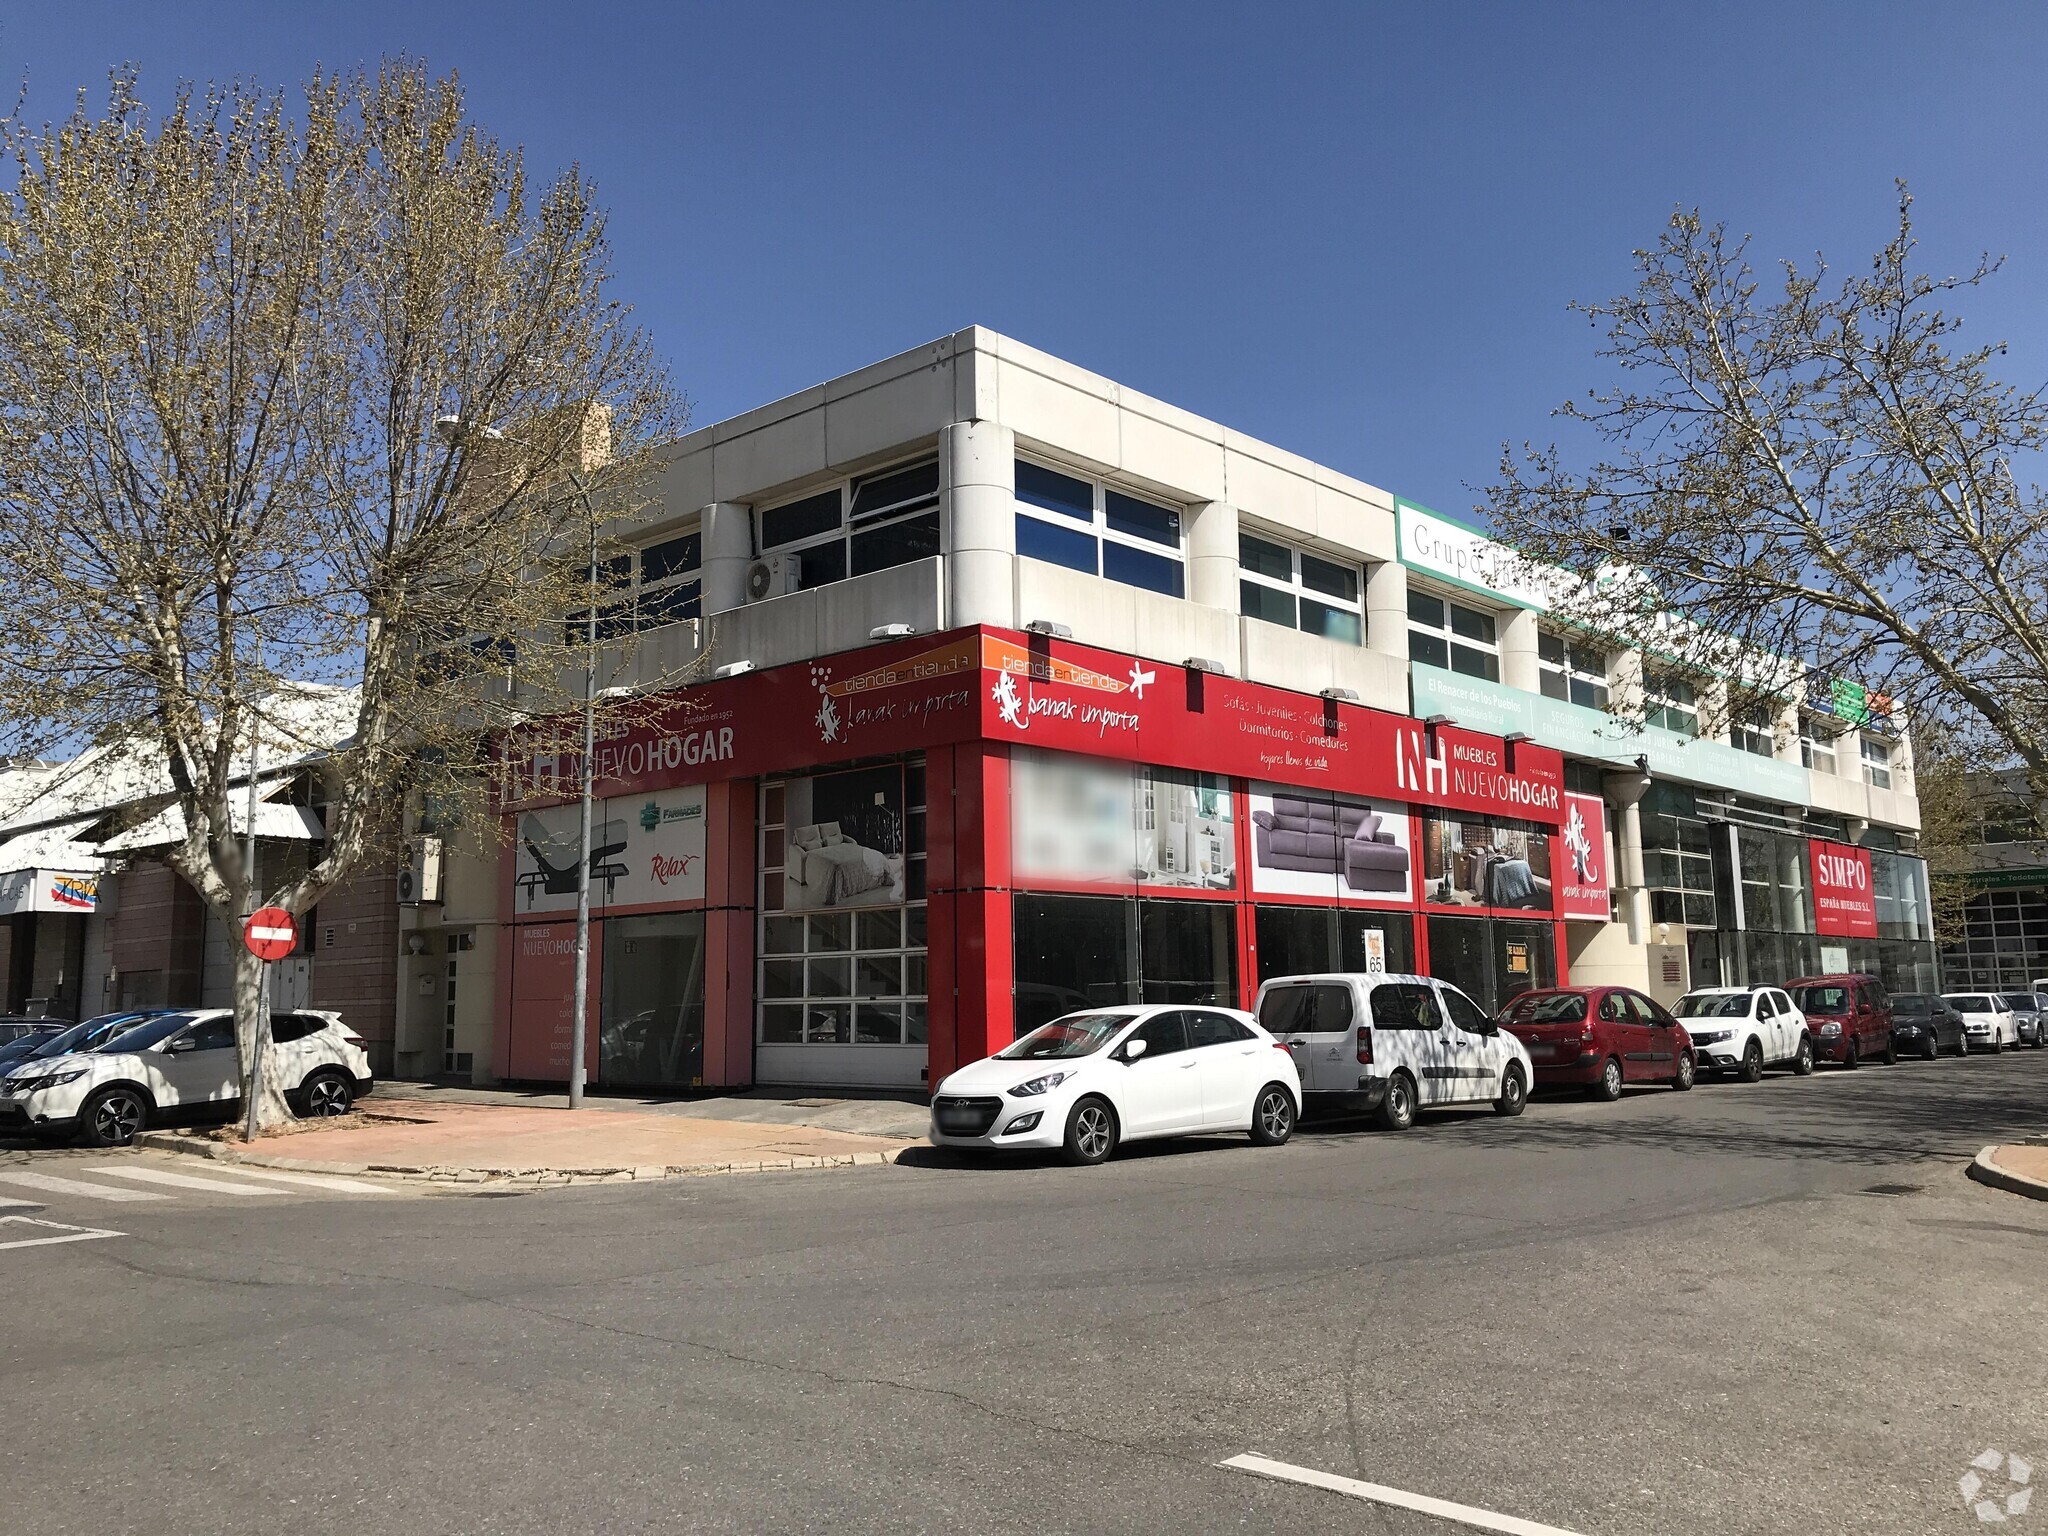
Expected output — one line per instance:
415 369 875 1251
79 1164 280 1196
1222 1453 1592 1536
0 1197 43 1212
0 1216 126 1251
0 1170 169 1202
173 1164 393 1195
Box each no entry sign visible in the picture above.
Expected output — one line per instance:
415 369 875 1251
243 906 299 961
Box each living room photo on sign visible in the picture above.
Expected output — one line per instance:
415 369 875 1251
1247 783 1412 904
1420 810 1552 911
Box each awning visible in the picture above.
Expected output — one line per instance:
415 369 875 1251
97 801 326 855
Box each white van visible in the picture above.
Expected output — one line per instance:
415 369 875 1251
1254 972 1536 1131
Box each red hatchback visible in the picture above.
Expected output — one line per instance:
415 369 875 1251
1785 973 1896 1067
1497 986 1698 1101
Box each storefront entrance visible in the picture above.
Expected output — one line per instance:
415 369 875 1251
1425 914 1557 1015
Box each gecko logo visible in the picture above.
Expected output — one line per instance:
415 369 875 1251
1393 730 1448 798
1562 801 1598 881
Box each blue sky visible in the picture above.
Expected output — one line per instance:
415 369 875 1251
11 3 2048 518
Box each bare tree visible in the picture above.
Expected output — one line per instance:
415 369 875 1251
0 62 685 1133
1486 189 2048 768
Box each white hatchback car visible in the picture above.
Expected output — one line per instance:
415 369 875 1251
929 1005 1301 1165
1254 972 1535 1130
1673 985 1814 1080
1944 993 2021 1054
0 1008 374 1147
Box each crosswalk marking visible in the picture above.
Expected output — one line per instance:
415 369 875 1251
0 1197 43 1213
179 1164 391 1195
0 1170 170 1202
79 1164 280 1196
0 1216 127 1251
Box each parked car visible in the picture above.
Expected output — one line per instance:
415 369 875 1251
929 1005 1301 1165
1672 985 1813 1080
1496 986 1697 1100
1999 992 2046 1048
0 1024 68 1071
1889 994 1969 1059
1786 974 1895 1067
0 1016 55 1046
1943 993 2021 1054
1257 972 1535 1130
0 1008 374 1146
1 1008 179 1072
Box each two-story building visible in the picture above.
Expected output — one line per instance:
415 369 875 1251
394 328 1934 1094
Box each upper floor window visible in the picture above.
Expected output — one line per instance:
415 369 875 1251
1645 672 1699 737
1732 704 1776 758
1014 459 1184 598
1799 716 1837 775
1861 734 1894 790
1538 632 1609 710
1238 532 1362 645
1408 590 1498 681
564 526 702 643
758 458 941 593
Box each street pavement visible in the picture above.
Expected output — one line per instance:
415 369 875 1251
4 1050 2046 1535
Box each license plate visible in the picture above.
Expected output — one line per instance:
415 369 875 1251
936 1113 979 1132
1528 1044 1554 1060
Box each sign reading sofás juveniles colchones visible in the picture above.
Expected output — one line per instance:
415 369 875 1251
1809 839 1878 939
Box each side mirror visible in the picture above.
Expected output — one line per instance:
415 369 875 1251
1121 1037 1150 1064
165 1037 194 1054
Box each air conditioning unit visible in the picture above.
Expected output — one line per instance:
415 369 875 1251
745 555 800 602
397 836 444 905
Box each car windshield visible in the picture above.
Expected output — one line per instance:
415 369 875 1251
1675 993 1751 1018
28 1012 145 1060
1792 985 1851 1014
997 1013 1134 1060
97 1011 201 1053
1500 992 1587 1024
1944 995 1994 1013
1890 994 1932 1014
2001 994 2034 1011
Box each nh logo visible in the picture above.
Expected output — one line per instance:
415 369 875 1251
1395 730 1448 796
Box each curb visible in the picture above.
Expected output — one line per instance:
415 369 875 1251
135 1130 911 1187
1966 1146 2048 1203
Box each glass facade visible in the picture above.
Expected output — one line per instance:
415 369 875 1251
1253 906 1416 982
1012 894 1238 1037
1943 887 2048 991
1425 914 1557 1014
600 911 707 1087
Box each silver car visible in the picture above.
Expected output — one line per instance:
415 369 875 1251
2001 992 2048 1048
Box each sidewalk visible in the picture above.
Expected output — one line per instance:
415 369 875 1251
1967 1144 2048 1202
140 1087 931 1184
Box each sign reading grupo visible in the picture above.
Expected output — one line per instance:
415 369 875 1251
1809 837 1878 939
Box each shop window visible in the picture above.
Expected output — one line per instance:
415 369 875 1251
1253 906 1415 981
1407 590 1499 680
1645 672 1699 736
1860 735 1894 790
1014 458 1186 599
600 912 707 1086
1538 632 1609 710
1732 705 1776 757
1137 900 1237 1007
1011 894 1237 1037
1799 716 1837 775
1419 811 1553 912
758 458 940 594
1238 531 1363 646
1425 914 1556 1015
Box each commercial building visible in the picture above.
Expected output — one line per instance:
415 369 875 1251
395 328 1933 1092
1938 769 2048 992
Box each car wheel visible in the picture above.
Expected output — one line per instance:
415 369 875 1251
1672 1051 1696 1092
1249 1083 1296 1146
1843 1042 1859 1069
1375 1071 1418 1131
1740 1041 1765 1084
1494 1064 1527 1117
300 1070 354 1117
1588 1056 1624 1102
80 1086 148 1148
1791 1035 1815 1076
1922 1036 1938 1061
1061 1097 1118 1166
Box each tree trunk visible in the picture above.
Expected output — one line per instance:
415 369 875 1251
231 942 294 1138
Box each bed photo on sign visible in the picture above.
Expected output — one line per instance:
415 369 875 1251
1421 811 1553 911
775 765 906 911
1246 783 1412 903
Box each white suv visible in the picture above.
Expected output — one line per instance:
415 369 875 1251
0 1008 373 1147
1673 986 1814 1080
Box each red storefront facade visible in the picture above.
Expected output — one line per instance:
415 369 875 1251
493 626 1572 1092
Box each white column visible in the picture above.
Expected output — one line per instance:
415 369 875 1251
700 502 752 616
942 420 1016 629
1186 500 1239 612
1608 647 1645 720
1774 692 1804 766
1605 766 1653 946
1702 677 1732 743
1500 608 1540 694
1364 559 1408 661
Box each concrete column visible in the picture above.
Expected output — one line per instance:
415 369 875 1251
1774 692 1804 766
1364 559 1409 661
1500 608 1540 694
1186 499 1240 612
1605 767 1653 946
1701 676 1732 743
1892 719 1917 794
942 420 1016 629
1607 648 1646 721
701 501 753 616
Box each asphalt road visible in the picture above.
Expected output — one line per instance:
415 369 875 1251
5 1049 2047 1536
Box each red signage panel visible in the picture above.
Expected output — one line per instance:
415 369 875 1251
1557 791 1611 920
1809 838 1878 938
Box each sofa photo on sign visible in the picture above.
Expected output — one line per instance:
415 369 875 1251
1251 795 1410 894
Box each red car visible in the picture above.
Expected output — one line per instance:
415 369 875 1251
1496 986 1698 1101
1785 973 1896 1067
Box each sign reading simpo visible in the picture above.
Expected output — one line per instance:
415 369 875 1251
1809 838 1878 939
1396 499 1560 611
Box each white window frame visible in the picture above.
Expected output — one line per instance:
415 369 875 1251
757 457 941 591
1237 529 1363 646
1800 716 1838 775
1013 456 1186 598
1731 704 1776 758
633 524 703 631
1538 631 1609 710
1861 734 1894 790
1407 587 1501 681
1644 672 1700 737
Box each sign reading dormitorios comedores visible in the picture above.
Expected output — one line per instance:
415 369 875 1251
1808 838 1878 939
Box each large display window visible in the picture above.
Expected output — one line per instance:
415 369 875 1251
1012 894 1238 1037
1425 914 1556 1014
1253 906 1415 982
600 912 706 1087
